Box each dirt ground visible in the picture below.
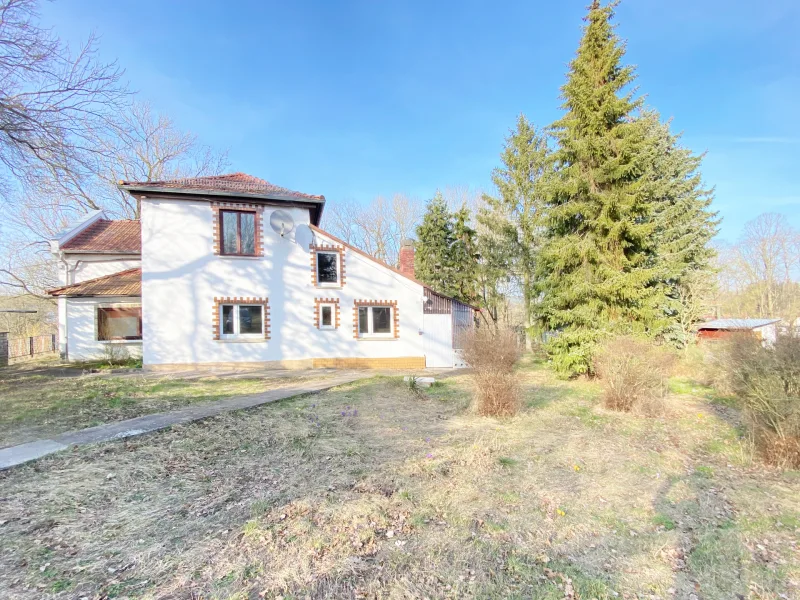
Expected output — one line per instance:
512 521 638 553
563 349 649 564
0 363 798 599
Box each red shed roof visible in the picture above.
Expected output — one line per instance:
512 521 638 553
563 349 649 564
61 219 141 254
47 268 141 297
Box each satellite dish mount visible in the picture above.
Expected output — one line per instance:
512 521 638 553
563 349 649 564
269 209 295 238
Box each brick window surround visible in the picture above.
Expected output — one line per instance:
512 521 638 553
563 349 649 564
353 300 399 339
314 298 341 329
212 297 270 340
310 244 346 286
211 202 265 257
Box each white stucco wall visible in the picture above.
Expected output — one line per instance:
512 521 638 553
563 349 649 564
140 197 426 366
58 254 141 285
65 297 142 361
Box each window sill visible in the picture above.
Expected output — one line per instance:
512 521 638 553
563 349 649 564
315 284 342 289
357 337 397 341
215 338 268 344
98 340 142 345
218 255 261 260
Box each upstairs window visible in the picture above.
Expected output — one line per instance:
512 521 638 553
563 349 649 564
221 304 264 338
97 306 142 341
316 251 340 285
221 210 256 256
357 305 393 338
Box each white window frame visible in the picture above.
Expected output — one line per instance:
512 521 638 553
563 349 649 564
315 251 341 287
358 305 394 339
220 304 265 339
319 303 336 330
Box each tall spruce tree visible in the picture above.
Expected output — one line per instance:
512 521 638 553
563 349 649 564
415 192 454 295
480 115 550 343
415 192 479 304
451 205 479 303
536 1 662 375
640 110 719 346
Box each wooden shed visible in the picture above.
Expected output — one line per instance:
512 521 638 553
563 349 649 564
696 318 781 346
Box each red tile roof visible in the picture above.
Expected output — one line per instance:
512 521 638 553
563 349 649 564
119 172 324 202
61 220 141 254
48 268 141 297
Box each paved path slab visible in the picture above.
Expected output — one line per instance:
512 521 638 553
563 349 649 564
0 372 370 471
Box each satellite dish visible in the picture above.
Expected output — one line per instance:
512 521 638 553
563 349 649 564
269 209 295 238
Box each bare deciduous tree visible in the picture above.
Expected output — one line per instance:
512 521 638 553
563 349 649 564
714 213 800 320
0 0 127 192
323 194 423 266
1 100 229 294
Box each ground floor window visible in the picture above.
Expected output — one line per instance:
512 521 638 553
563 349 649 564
97 305 142 341
213 297 270 341
319 303 335 329
357 305 393 338
221 304 264 338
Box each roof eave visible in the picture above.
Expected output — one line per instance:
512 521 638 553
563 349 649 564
50 293 141 298
61 250 141 256
117 184 325 204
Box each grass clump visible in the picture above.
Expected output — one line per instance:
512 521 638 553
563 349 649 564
462 327 521 417
718 333 800 468
593 336 674 414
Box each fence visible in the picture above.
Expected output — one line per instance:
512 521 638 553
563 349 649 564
8 334 57 360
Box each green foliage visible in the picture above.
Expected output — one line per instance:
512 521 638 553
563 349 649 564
478 115 551 332
535 2 659 375
415 191 478 304
640 111 719 347
529 2 718 375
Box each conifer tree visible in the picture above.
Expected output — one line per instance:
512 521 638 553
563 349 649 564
415 192 479 304
480 115 550 343
640 111 719 346
415 192 456 296
535 1 661 375
450 205 479 303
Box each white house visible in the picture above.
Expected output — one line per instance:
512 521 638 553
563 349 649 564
48 173 474 369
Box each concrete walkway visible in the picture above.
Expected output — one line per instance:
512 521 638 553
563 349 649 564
0 371 371 471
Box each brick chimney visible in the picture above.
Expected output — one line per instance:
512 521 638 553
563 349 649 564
398 239 415 278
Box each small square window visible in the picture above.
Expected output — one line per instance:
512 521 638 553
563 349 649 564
316 251 339 285
319 303 336 329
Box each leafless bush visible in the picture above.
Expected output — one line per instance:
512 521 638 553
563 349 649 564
462 327 520 375
463 327 521 417
594 336 675 415
718 333 800 468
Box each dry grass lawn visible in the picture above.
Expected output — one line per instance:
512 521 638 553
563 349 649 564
0 366 331 447
0 361 798 599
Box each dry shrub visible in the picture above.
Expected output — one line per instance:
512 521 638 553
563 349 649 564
718 333 800 468
594 336 675 415
462 327 521 417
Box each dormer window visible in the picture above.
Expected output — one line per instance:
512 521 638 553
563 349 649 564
221 210 256 256
316 251 339 285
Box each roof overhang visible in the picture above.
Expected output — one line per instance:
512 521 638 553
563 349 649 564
49 209 107 254
118 185 325 226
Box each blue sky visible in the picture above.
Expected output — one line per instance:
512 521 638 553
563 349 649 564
42 0 800 242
